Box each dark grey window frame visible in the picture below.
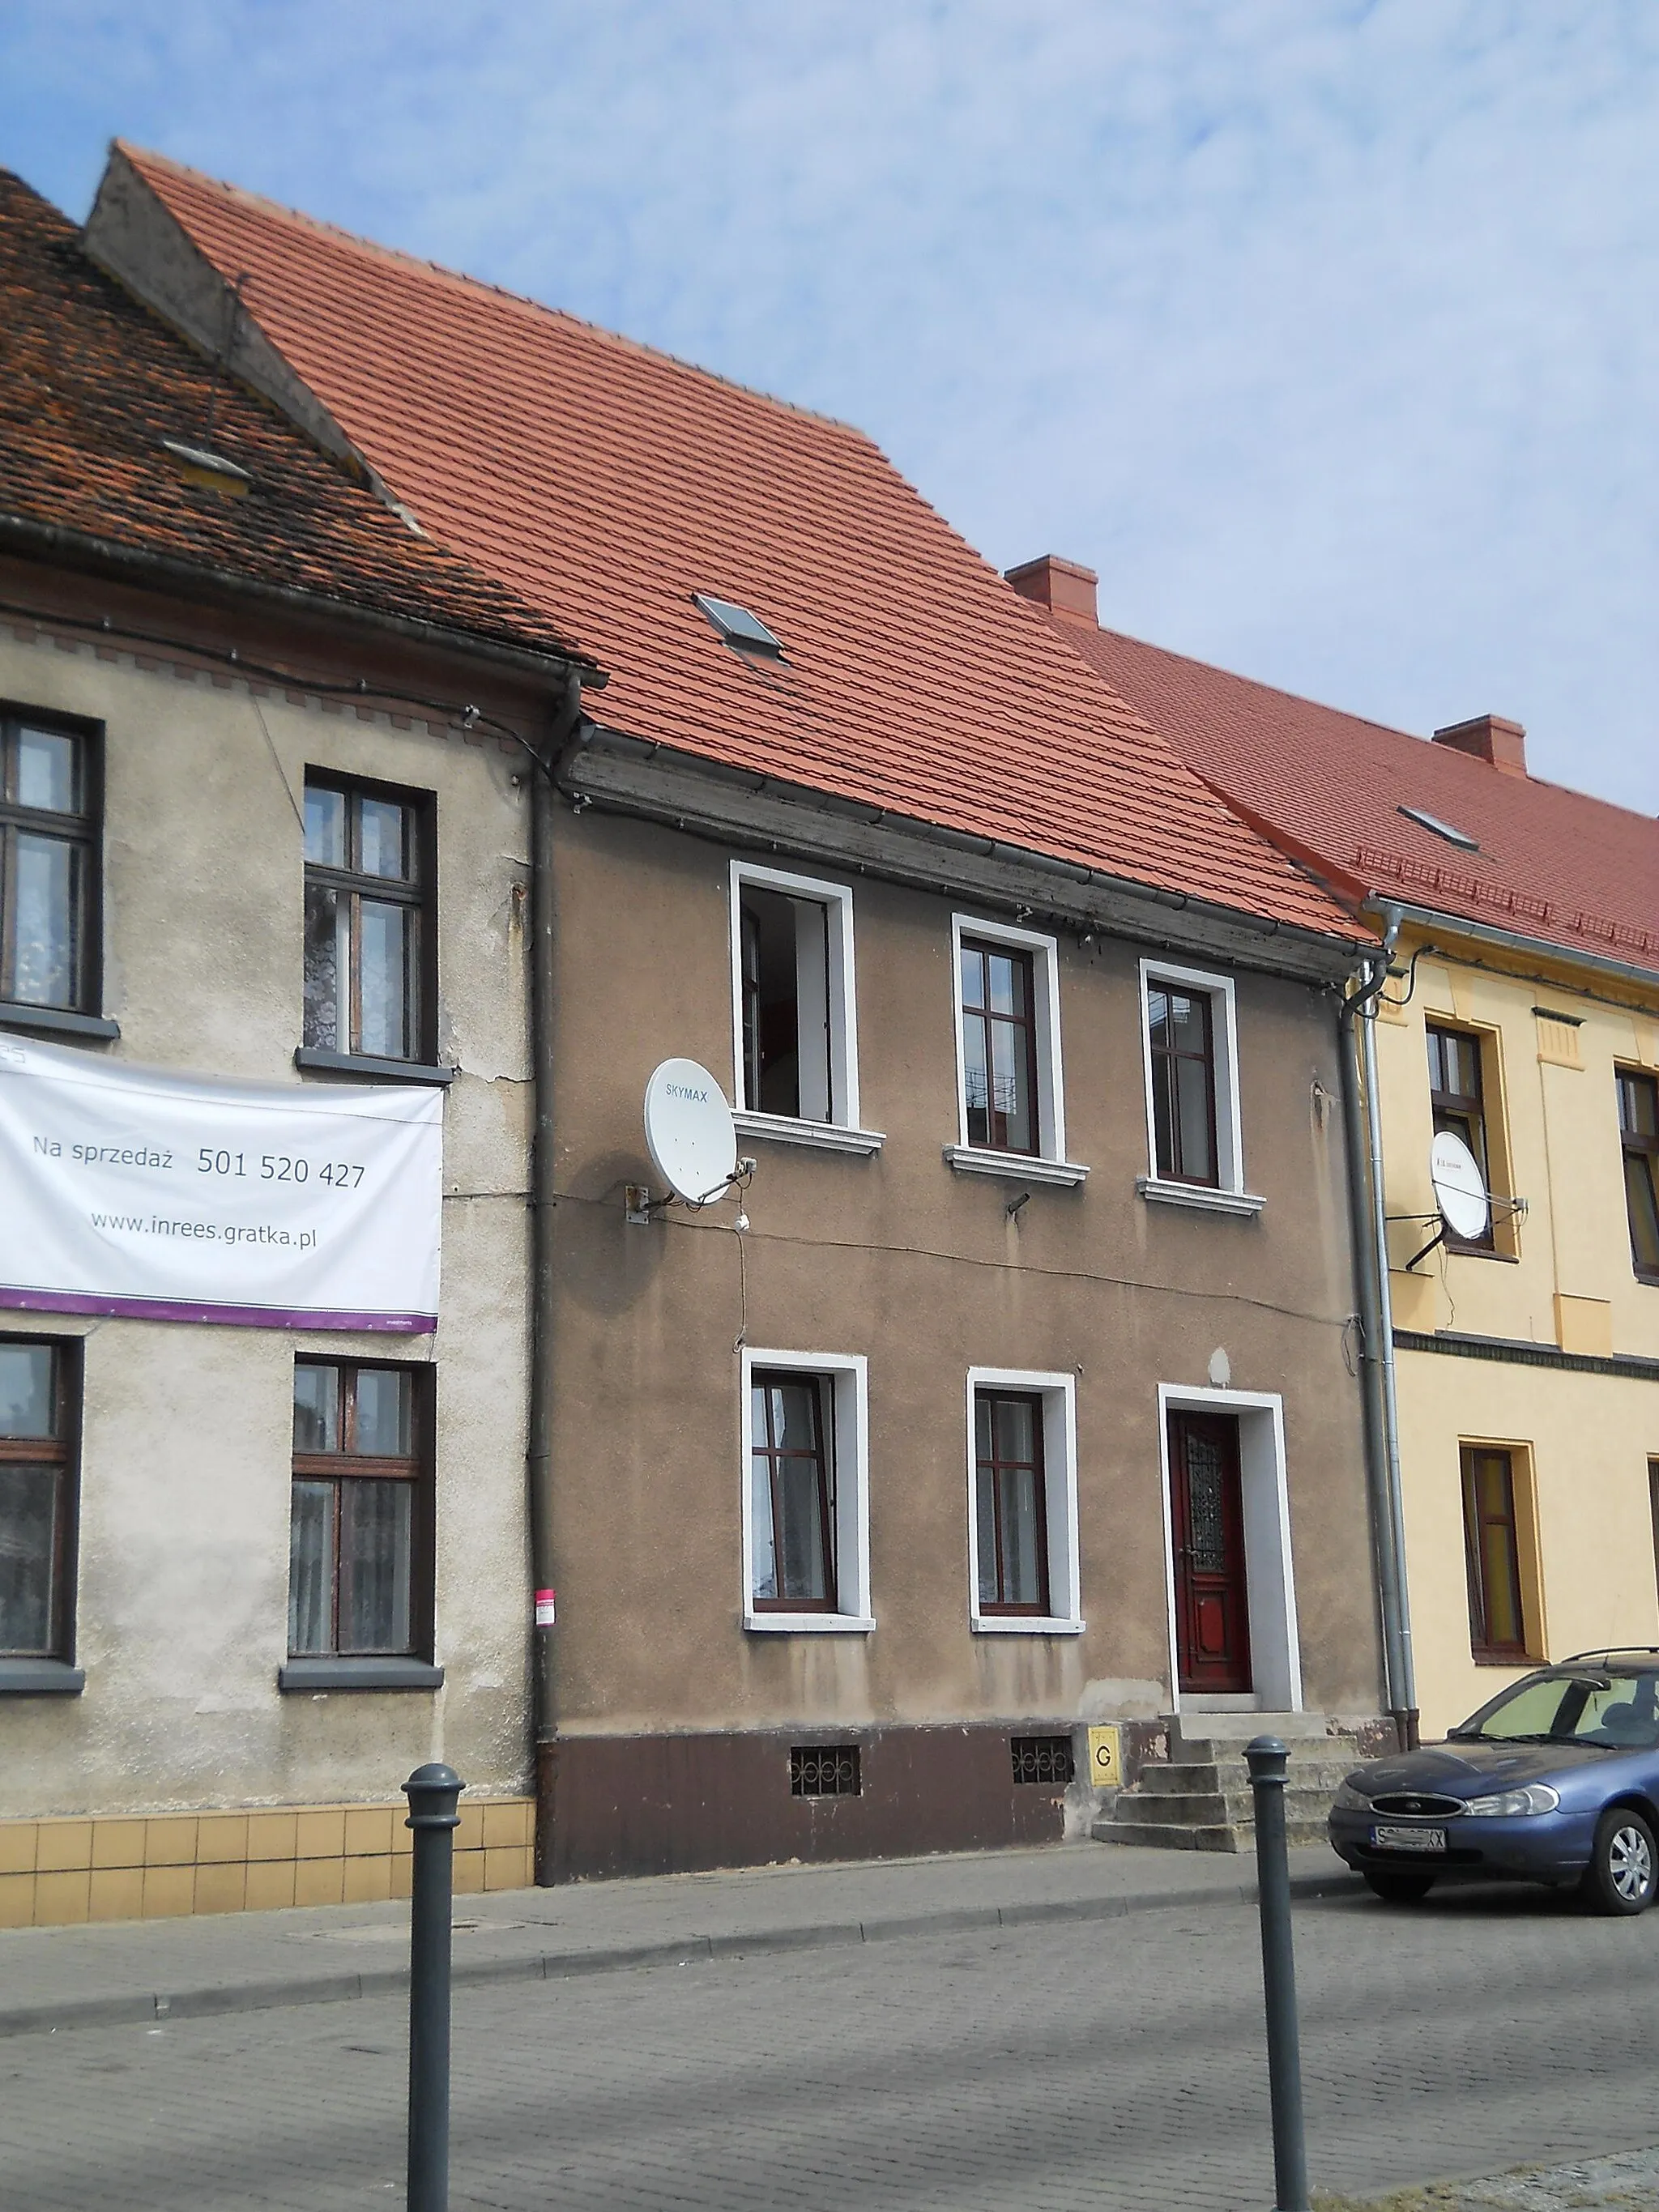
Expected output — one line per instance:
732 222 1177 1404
0 1332 84 1694
300 770 438 1079
0 703 111 1043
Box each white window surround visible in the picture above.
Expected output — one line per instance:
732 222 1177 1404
740 1348 873 1634
728 861 883 1149
1136 957 1260 1212
965 1366 1084 1635
1155 1383 1303 1714
946 915 1087 1184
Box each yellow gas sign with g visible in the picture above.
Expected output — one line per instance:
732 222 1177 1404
1086 1724 1122 1790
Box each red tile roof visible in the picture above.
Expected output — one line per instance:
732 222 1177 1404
116 145 1365 948
0 169 580 667
1060 620 1659 979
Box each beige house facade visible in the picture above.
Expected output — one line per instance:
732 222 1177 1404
1052 573 1659 1745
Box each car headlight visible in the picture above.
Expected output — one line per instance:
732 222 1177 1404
1462 1784 1560 1818
1332 1778 1372 1811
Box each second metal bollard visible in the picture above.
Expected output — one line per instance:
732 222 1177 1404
1246 1737 1309 2212
404 1762 464 2212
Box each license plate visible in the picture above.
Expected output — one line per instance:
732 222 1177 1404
1371 1824 1446 1853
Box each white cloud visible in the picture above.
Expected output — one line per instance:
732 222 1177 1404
4 0 1656 808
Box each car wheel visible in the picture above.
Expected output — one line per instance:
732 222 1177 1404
1363 1869 1437 1903
1582 1807 1657 1916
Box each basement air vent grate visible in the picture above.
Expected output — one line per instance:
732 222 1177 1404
1011 1735 1075 1787
790 1744 861 1797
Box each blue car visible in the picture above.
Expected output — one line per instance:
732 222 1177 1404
1328 1651 1659 1915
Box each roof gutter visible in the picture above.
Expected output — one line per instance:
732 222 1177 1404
1363 897 1659 1000
0 510 601 688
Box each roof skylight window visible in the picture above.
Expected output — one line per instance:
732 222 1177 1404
693 593 784 659
1398 803 1478 854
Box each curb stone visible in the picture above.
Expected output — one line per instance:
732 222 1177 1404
0 1866 1360 2041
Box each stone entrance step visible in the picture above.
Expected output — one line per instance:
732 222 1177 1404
1092 1712 1369 1855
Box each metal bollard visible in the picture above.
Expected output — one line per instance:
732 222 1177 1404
1246 1737 1309 2212
404 1762 464 2212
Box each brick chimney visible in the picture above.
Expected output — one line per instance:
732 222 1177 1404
1432 714 1528 778
1004 555 1098 630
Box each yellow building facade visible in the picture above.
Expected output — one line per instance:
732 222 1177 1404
1375 924 1659 1737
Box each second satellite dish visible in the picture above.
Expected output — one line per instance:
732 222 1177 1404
1430 1127 1490 1243
643 1058 737 1204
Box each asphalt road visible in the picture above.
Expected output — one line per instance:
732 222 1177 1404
5 1880 1659 2212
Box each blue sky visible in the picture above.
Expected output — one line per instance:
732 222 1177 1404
5 2 1656 812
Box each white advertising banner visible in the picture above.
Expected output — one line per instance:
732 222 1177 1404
0 1034 442 1332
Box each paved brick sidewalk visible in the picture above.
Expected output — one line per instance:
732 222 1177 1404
4 1877 1659 2211
0 1838 1351 2035
1320 2142 1659 2208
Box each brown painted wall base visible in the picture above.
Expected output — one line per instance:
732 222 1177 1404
539 1724 1077 1882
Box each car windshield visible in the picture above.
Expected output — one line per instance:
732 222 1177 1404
1450 1671 1659 1750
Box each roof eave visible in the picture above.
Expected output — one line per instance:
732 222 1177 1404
0 510 601 688
1363 896 1659 999
566 722 1375 982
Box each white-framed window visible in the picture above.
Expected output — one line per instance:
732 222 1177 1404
727 862 880 1154
740 1349 872 1633
965 1367 1082 1634
1136 959 1262 1217
945 915 1085 1186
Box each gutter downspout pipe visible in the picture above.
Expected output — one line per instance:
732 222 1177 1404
528 664 589 1884
1339 911 1418 1750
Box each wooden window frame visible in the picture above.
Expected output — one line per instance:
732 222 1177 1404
974 1388 1052 1617
1147 981 1221 1187
301 773 436 1066
1428 1024 1497 1253
0 1335 80 1662
748 1367 838 1614
1618 1068 1659 1287
289 1358 433 1660
1461 1443 1530 1664
0 706 101 1019
960 937 1042 1157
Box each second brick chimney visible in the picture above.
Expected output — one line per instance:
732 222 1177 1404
1432 714 1528 778
1004 554 1098 630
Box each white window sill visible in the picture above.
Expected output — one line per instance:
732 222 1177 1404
944 1147 1090 1188
1136 1176 1265 1218
970 1616 1086 1637
733 1111 885 1157
744 1612 876 1635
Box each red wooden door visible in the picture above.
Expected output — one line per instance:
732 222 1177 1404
1169 1412 1252 1694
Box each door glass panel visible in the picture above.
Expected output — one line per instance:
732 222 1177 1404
1184 1432 1226 1575
302 882 343 1050
287 1480 332 1654
355 1369 412 1456
996 1465 1043 1606
975 1465 1000 1607
775 1456 830 1603
1175 1056 1215 1183
987 951 1024 1018
358 797 410 881
750 1431 778 1603
339 1478 412 1652
357 899 409 1059
0 1343 53 1437
292 1364 339 1452
1626 1154 1659 1271
11 832 77 1006
0 1464 58 1653
303 785 346 868
16 729 76 813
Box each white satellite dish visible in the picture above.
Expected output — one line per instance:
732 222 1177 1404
643 1059 737 1204
1430 1128 1490 1242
